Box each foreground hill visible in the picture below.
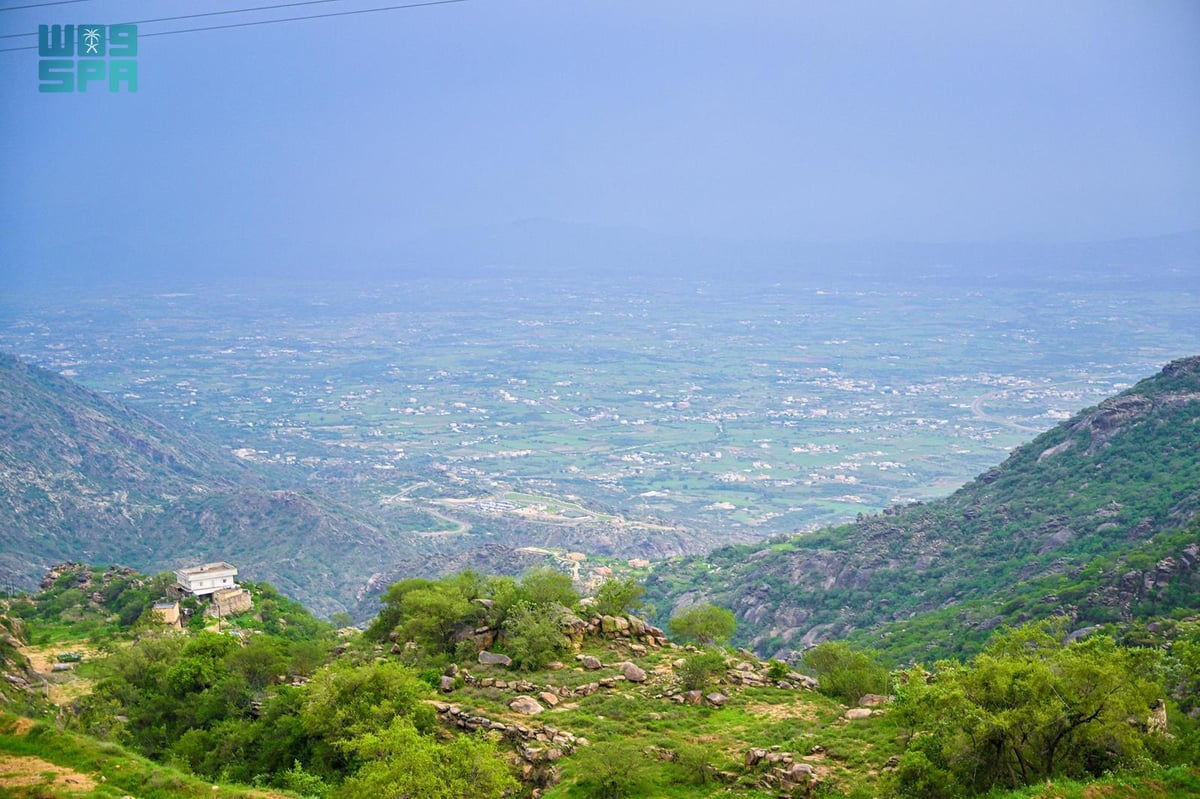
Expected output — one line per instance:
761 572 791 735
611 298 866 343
645 355 1200 660
5 562 1199 799
0 353 417 616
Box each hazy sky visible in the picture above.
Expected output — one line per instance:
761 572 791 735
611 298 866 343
2 0 1198 281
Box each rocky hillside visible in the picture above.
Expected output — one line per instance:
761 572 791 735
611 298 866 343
645 355 1200 660
0 353 417 616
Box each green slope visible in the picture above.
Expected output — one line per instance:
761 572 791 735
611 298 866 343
0 353 417 617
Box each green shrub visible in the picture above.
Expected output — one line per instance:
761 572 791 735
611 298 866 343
676 650 727 691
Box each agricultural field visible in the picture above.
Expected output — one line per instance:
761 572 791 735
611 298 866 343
2 272 1197 557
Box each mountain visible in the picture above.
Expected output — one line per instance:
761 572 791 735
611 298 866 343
0 353 417 616
644 356 1200 660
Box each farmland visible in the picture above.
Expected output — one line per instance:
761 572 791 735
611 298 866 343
2 272 1197 557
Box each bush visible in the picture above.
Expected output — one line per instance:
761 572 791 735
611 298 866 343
592 577 645 617
676 651 727 691
668 603 735 646
802 641 888 705
501 602 570 671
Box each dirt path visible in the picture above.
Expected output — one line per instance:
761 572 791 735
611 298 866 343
0 755 97 794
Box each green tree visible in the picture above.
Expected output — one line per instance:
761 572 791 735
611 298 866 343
668 603 735 646
502 601 570 671
520 567 579 609
337 720 517 799
569 739 654 798
892 621 1165 796
802 641 889 705
302 661 435 749
395 585 475 653
592 577 645 617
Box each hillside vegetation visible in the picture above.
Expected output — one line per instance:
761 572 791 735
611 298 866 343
2 563 1199 798
645 355 1200 661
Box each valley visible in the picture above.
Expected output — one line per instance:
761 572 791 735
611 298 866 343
3 273 1196 569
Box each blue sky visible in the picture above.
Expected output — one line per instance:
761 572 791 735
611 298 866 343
1 0 1198 282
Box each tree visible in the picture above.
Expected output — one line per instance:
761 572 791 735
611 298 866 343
395 585 475 653
802 641 889 705
668 603 735 646
570 739 654 798
302 661 434 749
337 719 517 799
502 601 570 671
892 621 1165 796
520 567 579 609
592 577 645 617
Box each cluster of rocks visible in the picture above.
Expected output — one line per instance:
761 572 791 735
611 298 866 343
40 563 142 607
745 746 822 795
430 700 583 791
447 653 651 702
454 612 670 656
724 660 819 691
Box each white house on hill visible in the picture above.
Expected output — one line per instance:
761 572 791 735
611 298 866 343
175 562 238 597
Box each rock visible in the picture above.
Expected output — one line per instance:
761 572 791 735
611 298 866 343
858 693 891 707
580 655 603 670
509 696 545 715
546 661 565 670
845 708 872 720
443 663 459 677
439 675 456 692
705 692 727 707
745 748 768 767
621 662 647 682
789 763 814 777
683 690 703 705
478 651 513 667
538 691 560 707
1148 698 1168 735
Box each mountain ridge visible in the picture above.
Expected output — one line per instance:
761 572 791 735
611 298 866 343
0 353 417 616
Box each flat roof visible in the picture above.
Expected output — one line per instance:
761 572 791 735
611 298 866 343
176 562 237 575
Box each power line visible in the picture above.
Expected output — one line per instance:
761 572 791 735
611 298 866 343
0 0 468 51
0 0 91 11
2 0 350 38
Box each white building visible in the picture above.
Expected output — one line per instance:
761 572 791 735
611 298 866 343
175 562 238 597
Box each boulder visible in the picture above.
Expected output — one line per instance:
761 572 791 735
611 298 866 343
580 655 603 670
478 651 513 667
438 675 456 692
509 696 545 715
621 662 647 682
705 692 727 707
845 708 872 720
858 693 891 707
538 691 560 708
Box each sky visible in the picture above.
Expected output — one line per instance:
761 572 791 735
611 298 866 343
1 0 1198 284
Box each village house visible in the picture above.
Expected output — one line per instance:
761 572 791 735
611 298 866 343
152 600 181 628
175 561 238 597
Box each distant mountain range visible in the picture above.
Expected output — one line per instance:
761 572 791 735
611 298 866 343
644 355 1200 661
0 353 417 616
